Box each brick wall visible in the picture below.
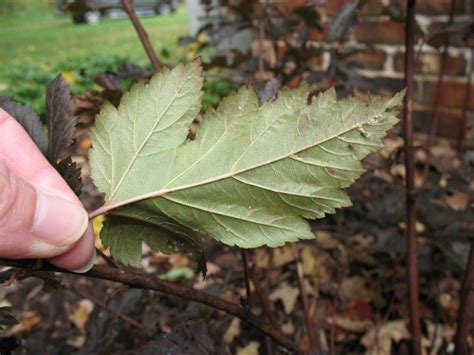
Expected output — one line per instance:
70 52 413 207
309 0 473 141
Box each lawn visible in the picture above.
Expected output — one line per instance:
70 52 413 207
0 3 189 112
0 6 189 72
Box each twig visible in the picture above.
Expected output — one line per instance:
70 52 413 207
121 0 161 72
249 262 280 331
403 1 422 354
246 251 276 355
292 244 319 350
422 0 457 182
96 247 121 269
454 241 474 355
457 48 473 151
67 285 144 329
241 249 251 307
0 259 293 350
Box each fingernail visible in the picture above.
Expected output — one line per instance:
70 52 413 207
70 244 96 274
33 190 88 247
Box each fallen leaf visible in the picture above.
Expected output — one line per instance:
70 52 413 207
237 341 260 355
314 231 340 250
69 299 94 333
301 247 317 276
269 281 300 314
361 320 409 355
338 276 367 303
444 191 470 211
7 312 41 335
224 318 241 344
328 316 373 333
272 246 294 268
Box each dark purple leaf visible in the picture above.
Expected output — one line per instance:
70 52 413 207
0 97 48 155
45 75 82 196
0 308 18 327
46 74 76 163
329 2 358 41
94 72 122 91
57 156 83 197
258 78 281 104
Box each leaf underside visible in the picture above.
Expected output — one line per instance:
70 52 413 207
90 60 403 266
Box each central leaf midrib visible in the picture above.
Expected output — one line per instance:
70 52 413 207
108 88 182 200
106 118 372 210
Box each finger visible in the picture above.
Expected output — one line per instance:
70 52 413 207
0 109 96 272
48 224 96 273
0 108 76 203
0 161 88 259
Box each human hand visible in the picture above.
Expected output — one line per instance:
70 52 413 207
0 109 95 272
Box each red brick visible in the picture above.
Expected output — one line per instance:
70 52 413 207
394 0 467 15
359 0 384 16
326 0 384 17
413 110 467 139
326 0 354 16
345 49 387 69
279 0 310 11
355 21 405 44
394 52 467 76
419 81 474 110
428 21 471 48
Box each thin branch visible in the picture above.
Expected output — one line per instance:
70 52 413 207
241 249 251 307
121 0 161 72
249 262 280 331
403 0 422 354
96 247 121 269
292 244 319 350
422 0 457 182
0 259 293 350
457 48 473 151
454 241 474 355
67 285 144 329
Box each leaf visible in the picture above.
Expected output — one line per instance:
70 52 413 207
257 78 280 104
45 75 82 195
46 74 76 163
329 1 358 41
132 320 215 355
90 61 402 263
269 281 300 314
101 204 206 271
0 307 19 327
0 97 48 155
57 156 83 196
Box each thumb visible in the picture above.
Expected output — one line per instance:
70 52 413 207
0 161 88 259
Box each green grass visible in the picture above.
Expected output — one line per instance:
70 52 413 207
0 6 189 79
0 4 190 113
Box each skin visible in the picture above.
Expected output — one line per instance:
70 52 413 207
0 108 95 272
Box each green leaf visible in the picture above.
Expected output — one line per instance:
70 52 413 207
102 205 206 271
90 61 402 265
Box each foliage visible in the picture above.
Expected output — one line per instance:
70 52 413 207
0 56 138 117
0 76 82 195
89 61 402 266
